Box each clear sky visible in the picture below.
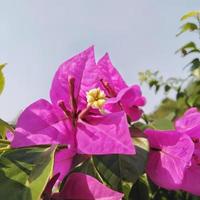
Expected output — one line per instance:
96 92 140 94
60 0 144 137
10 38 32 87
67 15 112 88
0 0 200 122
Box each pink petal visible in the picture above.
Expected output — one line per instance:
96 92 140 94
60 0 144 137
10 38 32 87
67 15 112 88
50 46 97 111
58 173 123 200
97 53 127 95
106 85 146 107
123 106 143 121
181 162 200 196
11 99 75 148
53 148 76 183
175 107 200 138
105 85 146 121
181 142 200 195
76 112 135 155
146 129 194 189
145 129 182 149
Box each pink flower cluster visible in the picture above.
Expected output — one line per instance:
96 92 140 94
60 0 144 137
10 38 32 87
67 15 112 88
146 107 200 196
9 47 146 199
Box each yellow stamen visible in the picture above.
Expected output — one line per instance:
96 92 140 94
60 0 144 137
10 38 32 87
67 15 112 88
86 88 106 109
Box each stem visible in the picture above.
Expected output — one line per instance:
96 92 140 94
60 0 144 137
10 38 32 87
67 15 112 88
69 77 78 127
91 156 105 184
100 79 116 97
58 101 72 119
0 139 10 144
15 144 68 150
69 77 77 113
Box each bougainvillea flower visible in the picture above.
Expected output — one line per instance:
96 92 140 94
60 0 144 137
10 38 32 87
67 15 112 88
175 107 200 138
175 107 200 195
11 47 134 182
51 173 123 200
145 129 194 190
97 54 146 121
180 142 200 196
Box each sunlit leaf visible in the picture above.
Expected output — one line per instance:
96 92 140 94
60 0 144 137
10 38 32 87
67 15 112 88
0 118 14 139
181 11 200 21
177 22 198 36
0 146 56 200
152 118 174 130
192 67 200 79
0 63 6 95
149 98 177 119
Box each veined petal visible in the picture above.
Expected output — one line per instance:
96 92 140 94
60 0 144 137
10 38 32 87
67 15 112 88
145 129 182 149
55 172 123 200
146 129 194 190
11 99 75 148
97 53 127 94
50 46 96 110
77 112 135 155
175 107 200 138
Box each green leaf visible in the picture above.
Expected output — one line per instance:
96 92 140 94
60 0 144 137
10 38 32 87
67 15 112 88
164 85 171 93
128 175 150 200
130 122 148 137
149 98 177 120
0 118 14 139
181 11 200 21
122 182 133 200
0 63 6 95
73 157 102 181
149 80 158 88
93 138 149 192
177 22 198 36
181 41 197 49
192 67 200 79
0 147 56 200
152 118 174 130
185 58 200 71
176 42 200 56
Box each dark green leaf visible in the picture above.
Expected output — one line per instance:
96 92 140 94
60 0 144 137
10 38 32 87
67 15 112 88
149 80 158 88
176 42 200 56
128 176 150 200
164 85 171 93
93 138 149 192
73 157 101 180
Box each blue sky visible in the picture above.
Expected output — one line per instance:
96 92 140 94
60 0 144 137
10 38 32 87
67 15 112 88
0 0 200 121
